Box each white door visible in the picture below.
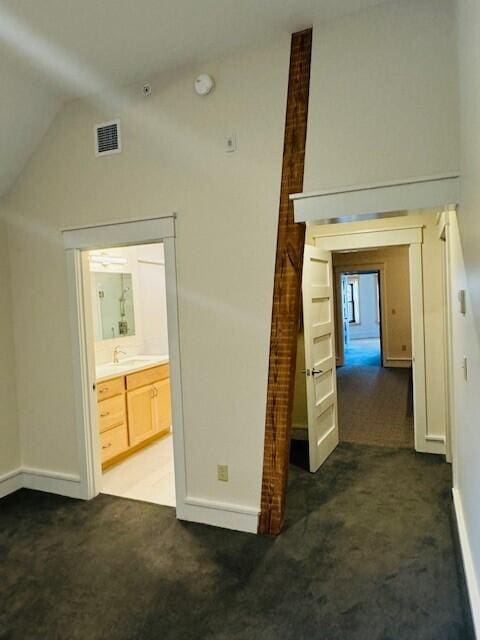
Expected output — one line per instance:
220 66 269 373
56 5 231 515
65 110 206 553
302 245 339 472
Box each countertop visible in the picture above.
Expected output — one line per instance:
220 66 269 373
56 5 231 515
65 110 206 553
96 354 169 383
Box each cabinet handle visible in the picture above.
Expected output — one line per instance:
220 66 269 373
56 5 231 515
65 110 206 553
99 388 108 394
100 412 110 418
102 442 112 449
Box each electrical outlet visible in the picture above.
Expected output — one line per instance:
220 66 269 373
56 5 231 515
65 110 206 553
217 464 229 482
401 344 407 352
391 308 396 315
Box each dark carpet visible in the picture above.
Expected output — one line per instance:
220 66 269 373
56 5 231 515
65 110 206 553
338 340 414 449
0 444 473 640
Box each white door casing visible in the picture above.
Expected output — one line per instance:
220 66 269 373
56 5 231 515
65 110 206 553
62 216 187 512
312 225 444 455
302 245 339 472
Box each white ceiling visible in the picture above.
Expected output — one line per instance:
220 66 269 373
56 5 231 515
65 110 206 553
0 0 388 199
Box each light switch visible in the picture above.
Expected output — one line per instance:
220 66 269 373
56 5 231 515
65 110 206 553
225 134 237 153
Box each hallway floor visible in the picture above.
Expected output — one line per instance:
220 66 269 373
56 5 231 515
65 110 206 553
0 444 472 640
344 337 381 366
338 339 414 448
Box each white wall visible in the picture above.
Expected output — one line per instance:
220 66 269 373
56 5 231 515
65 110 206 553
0 39 290 511
305 0 459 192
450 0 480 629
448 212 480 630
136 244 169 356
0 221 20 479
348 273 380 340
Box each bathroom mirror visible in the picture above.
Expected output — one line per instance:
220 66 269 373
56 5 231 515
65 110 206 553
90 272 136 340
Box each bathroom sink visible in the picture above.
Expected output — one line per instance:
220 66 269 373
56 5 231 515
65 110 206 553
114 358 152 367
96 355 169 381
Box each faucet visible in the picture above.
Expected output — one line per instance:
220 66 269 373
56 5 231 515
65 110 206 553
113 345 127 364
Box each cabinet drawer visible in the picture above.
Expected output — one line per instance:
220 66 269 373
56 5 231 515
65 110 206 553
97 376 125 401
100 424 128 464
126 364 169 391
98 394 126 433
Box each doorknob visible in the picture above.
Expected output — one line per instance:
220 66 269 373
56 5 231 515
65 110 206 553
301 368 323 377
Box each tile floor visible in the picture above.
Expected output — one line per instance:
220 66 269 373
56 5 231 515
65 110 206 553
101 433 175 506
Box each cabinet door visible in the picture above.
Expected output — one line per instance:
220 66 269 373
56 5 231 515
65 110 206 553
152 378 172 435
127 384 155 447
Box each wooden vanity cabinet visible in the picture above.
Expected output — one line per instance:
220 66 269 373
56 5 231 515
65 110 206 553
126 365 171 447
127 383 157 447
152 378 171 434
97 362 171 469
100 425 129 464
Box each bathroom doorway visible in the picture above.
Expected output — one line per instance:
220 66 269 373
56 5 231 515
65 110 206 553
88 242 175 506
63 216 186 515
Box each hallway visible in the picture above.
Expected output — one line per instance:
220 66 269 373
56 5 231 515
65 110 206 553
0 444 472 640
337 339 414 448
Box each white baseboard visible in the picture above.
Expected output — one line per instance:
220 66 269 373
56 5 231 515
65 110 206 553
0 467 82 500
2 470 258 535
384 358 412 368
179 496 259 534
22 467 82 499
452 487 480 637
0 468 23 498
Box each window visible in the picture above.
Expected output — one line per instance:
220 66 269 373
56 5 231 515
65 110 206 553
346 276 360 324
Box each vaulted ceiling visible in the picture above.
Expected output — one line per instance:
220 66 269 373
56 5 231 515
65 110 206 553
0 0 388 199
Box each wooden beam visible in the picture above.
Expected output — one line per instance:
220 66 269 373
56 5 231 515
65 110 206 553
259 28 313 535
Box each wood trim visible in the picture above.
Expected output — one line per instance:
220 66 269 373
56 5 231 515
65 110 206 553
62 216 175 248
291 172 460 200
311 224 424 239
315 227 423 251
259 28 312 535
291 175 460 223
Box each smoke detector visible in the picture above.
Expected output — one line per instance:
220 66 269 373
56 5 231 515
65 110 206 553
194 74 215 96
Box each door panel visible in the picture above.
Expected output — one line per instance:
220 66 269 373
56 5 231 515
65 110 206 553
127 384 155 447
152 378 172 435
302 245 339 472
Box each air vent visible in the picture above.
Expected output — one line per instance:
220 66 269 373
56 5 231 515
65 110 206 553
95 119 121 156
